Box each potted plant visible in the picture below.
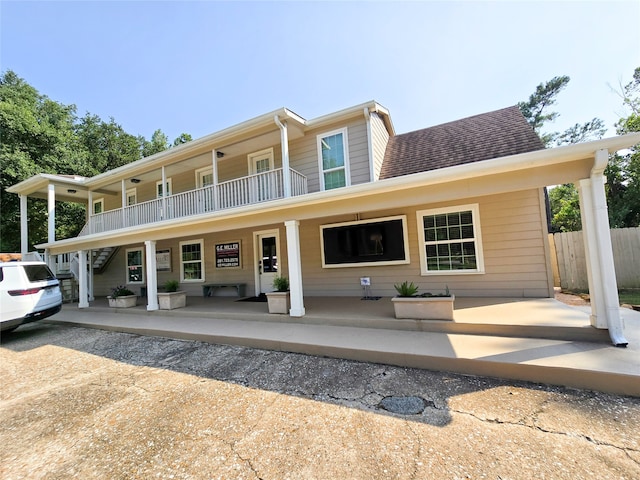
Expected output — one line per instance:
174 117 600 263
266 275 290 314
158 279 186 310
107 285 137 308
391 282 454 320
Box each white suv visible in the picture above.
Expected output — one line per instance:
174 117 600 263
0 262 62 332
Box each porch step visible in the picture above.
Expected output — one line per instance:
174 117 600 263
59 277 78 303
51 304 640 397
71 300 611 344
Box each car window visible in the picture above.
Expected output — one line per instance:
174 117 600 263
23 265 56 282
0 267 3 282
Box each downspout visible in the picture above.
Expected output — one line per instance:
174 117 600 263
364 107 375 182
591 149 627 346
274 115 291 198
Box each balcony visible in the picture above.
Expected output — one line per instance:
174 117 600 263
80 168 307 236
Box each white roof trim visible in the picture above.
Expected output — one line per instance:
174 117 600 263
35 132 640 252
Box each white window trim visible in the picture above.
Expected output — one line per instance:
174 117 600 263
125 247 145 284
416 203 485 275
320 215 410 268
92 198 104 215
195 167 214 188
156 178 172 198
179 239 205 283
125 188 137 206
248 147 275 175
317 127 350 191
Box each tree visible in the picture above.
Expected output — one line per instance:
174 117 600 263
518 75 611 232
606 66 640 228
1 70 190 252
518 75 570 146
0 70 79 250
173 133 193 146
548 183 581 232
140 129 170 157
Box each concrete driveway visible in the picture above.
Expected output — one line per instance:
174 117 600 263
2 322 639 479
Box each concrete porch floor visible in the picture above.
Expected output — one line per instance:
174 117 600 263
52 295 640 397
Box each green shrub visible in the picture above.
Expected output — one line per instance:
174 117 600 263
110 285 135 298
394 281 419 297
272 276 289 292
164 279 180 292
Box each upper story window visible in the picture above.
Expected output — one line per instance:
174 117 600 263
156 178 172 198
416 204 485 275
317 128 350 190
125 188 137 206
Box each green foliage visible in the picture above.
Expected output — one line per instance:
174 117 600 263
517 75 570 145
110 285 135 298
0 70 191 251
164 280 180 292
140 129 170 157
518 75 605 147
272 275 289 292
606 66 640 228
394 281 419 297
548 184 582 232
173 133 193 146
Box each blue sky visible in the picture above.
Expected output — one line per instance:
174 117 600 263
1 1 639 143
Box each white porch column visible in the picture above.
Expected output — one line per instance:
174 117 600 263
47 184 55 243
88 191 94 234
121 179 126 226
578 149 627 346
145 240 159 311
88 250 95 301
285 220 305 317
212 149 219 210
19 194 28 255
161 166 167 219
275 116 292 198
78 250 89 308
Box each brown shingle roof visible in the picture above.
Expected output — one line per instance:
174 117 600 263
379 106 544 179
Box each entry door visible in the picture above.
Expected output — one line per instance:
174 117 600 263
248 149 274 202
257 233 278 294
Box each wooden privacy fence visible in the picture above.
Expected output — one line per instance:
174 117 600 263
549 227 640 290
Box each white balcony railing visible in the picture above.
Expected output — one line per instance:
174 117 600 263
81 168 307 235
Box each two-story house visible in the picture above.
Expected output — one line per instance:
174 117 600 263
8 100 640 345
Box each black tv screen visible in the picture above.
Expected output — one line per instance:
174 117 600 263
322 218 407 266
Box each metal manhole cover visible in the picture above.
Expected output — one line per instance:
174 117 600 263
378 396 432 415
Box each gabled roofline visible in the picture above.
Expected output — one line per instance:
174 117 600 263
36 132 640 253
7 174 89 195
8 101 394 195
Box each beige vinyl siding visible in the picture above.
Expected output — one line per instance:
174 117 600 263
289 117 371 192
92 224 288 298
92 188 551 299
370 112 390 181
296 189 551 298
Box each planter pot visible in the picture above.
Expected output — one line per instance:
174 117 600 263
392 295 455 320
266 291 290 314
107 295 137 308
158 291 187 310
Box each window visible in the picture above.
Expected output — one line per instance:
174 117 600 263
156 178 172 198
195 167 214 188
180 239 204 282
320 215 410 268
317 128 350 190
417 204 484 275
93 198 104 215
126 188 137 206
126 248 144 284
